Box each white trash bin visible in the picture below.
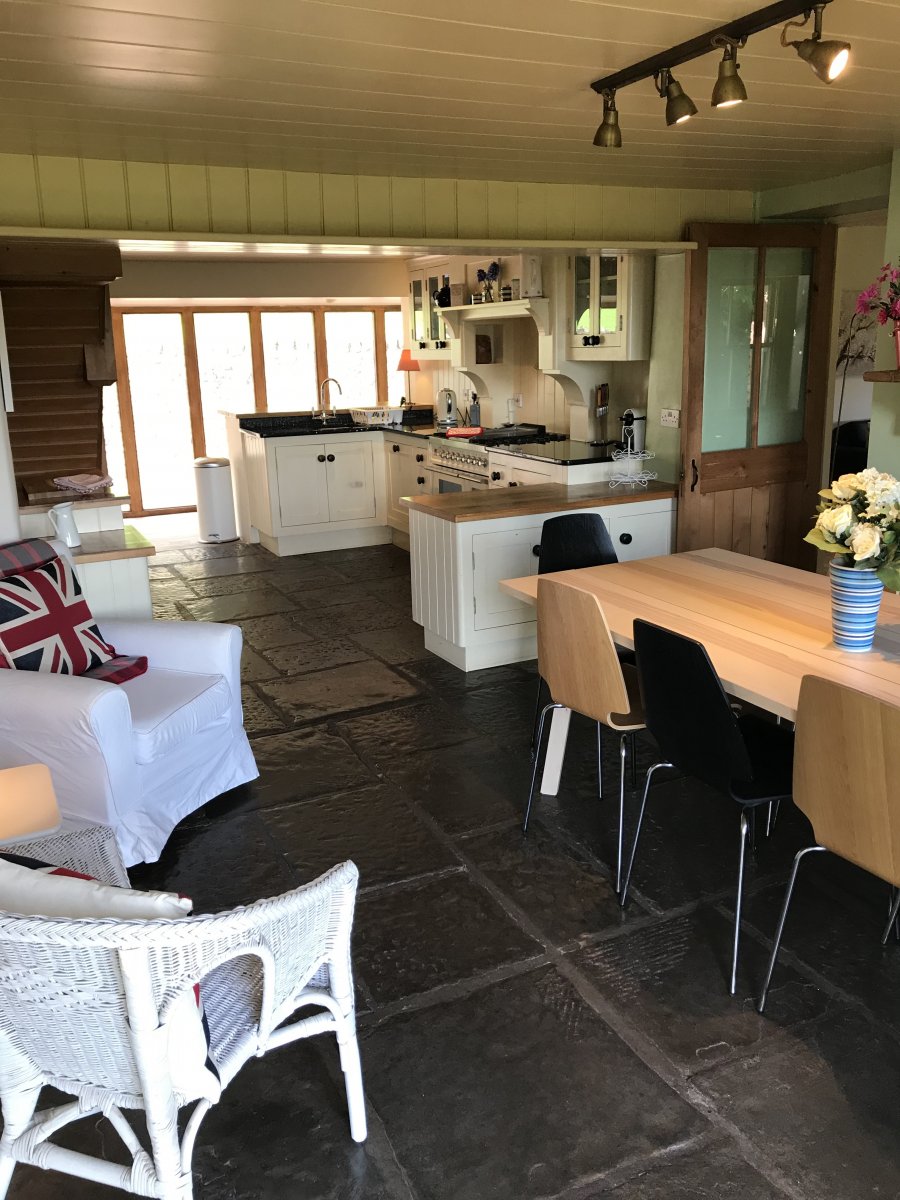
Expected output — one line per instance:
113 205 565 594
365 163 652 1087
194 457 238 544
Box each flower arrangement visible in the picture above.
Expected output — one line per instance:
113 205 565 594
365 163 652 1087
805 467 900 590
476 261 500 286
856 261 900 328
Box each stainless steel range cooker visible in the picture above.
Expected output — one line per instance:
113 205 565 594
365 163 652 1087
427 437 490 492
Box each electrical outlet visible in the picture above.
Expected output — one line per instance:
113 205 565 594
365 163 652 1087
660 408 681 428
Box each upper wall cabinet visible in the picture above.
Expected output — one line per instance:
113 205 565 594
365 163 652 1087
407 256 465 359
566 253 654 362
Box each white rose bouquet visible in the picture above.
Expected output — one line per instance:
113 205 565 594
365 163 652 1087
805 467 900 590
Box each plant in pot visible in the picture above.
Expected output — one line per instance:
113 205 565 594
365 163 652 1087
805 468 900 651
856 261 900 369
476 261 500 303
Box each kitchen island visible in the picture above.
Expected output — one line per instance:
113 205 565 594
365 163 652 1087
403 481 677 670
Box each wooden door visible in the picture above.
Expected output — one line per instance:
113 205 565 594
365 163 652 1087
274 441 330 527
679 222 836 568
325 441 376 522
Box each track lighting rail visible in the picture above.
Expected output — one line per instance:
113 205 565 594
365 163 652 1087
590 0 834 94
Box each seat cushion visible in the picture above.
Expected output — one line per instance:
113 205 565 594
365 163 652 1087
120 668 232 765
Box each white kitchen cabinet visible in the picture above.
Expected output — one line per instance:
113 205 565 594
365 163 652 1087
386 435 430 533
606 509 673 562
407 257 454 359
509 466 556 488
326 442 376 522
489 452 560 489
472 526 541 630
275 442 331 527
567 253 653 362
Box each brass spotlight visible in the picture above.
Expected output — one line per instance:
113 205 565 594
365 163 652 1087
594 90 622 148
781 4 850 82
711 37 748 107
657 68 698 126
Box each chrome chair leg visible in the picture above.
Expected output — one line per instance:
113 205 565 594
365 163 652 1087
616 734 629 893
881 886 900 946
595 721 603 802
523 702 562 834
530 676 549 760
730 810 750 995
757 844 827 1012
619 761 674 907
629 732 637 789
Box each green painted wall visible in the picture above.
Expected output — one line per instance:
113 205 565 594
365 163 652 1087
867 151 900 476
0 153 754 241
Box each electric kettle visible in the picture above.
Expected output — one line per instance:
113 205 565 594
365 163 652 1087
48 501 82 548
437 388 459 428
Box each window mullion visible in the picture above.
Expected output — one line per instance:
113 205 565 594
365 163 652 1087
374 308 388 408
314 308 329 409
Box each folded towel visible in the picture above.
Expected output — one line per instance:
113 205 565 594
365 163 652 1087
52 474 113 493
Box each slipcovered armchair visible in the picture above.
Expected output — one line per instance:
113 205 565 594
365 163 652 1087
0 607 258 867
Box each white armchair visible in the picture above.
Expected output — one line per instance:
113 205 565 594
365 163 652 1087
0 826 366 1200
0 615 258 866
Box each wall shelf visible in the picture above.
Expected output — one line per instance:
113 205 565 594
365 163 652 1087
864 369 900 383
438 298 551 339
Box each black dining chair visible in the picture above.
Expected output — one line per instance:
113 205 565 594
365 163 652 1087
530 514 624 760
621 619 794 994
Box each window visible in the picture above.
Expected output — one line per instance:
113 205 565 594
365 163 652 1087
109 304 401 515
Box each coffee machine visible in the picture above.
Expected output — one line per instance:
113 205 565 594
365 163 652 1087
621 408 647 454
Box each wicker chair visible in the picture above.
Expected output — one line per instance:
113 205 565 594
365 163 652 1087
0 826 366 1199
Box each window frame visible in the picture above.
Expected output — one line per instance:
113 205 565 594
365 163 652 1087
109 302 401 516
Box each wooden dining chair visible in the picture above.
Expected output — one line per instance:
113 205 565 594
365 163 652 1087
524 576 644 892
622 619 794 994
758 675 900 1012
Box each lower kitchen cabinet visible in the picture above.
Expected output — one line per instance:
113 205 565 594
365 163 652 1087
472 526 541 630
386 435 431 533
326 442 376 522
275 440 375 526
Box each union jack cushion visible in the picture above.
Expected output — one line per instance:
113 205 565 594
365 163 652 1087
0 556 117 675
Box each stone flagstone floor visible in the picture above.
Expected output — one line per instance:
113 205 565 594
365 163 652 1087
11 535 900 1200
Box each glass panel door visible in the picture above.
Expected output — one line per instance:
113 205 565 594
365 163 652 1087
572 256 592 338
701 248 758 452
758 248 812 447
260 312 318 411
121 312 196 510
426 272 448 341
410 277 425 343
193 312 255 458
597 255 620 335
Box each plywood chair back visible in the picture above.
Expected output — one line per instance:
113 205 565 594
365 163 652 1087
536 576 630 725
794 675 900 886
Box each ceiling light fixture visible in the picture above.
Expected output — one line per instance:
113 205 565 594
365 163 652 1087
711 37 749 107
657 69 698 126
589 0 850 146
781 3 850 82
593 90 622 148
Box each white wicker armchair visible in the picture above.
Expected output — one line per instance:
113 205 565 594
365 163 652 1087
0 827 366 1200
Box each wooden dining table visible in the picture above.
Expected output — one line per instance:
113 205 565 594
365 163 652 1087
500 547 900 794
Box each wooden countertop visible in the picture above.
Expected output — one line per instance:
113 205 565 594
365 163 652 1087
401 480 677 523
71 526 154 564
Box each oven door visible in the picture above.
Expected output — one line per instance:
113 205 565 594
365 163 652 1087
431 466 488 494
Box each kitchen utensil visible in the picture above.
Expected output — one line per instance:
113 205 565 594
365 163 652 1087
48 501 82 548
470 395 481 426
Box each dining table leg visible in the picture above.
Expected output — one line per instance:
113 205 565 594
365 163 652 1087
539 706 572 795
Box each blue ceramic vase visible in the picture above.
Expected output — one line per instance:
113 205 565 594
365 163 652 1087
830 560 884 652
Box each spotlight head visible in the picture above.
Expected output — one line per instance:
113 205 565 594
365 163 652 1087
657 69 698 126
782 5 850 83
711 38 748 107
593 90 622 148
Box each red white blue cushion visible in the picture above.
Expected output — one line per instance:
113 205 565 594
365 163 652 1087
0 556 116 675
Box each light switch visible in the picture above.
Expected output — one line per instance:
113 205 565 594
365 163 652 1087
660 408 680 428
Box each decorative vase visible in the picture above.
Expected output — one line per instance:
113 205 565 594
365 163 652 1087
830 560 884 652
893 321 900 370
482 283 494 304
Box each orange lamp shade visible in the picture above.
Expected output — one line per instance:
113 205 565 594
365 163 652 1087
396 349 421 373
0 764 60 841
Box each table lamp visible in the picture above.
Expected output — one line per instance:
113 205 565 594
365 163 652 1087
0 764 60 842
396 349 420 406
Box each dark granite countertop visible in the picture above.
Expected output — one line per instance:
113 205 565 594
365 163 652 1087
490 440 618 466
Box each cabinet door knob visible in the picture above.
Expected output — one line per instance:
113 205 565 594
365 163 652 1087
327 453 335 462
509 481 518 487
392 444 400 452
417 476 425 485
317 454 326 463
591 335 602 346
532 544 541 557
416 453 424 462
582 335 591 346
491 471 501 481
619 532 633 545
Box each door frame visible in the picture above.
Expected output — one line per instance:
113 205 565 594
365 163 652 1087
679 221 837 564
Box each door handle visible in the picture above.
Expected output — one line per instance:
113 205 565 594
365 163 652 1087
327 453 335 462
690 459 699 492
416 453 424 462
392 444 400 452
417 476 425 485
317 454 326 463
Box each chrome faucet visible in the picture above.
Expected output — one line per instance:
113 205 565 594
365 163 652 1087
320 377 342 410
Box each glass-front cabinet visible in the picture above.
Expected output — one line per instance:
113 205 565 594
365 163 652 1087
567 252 653 361
407 257 455 358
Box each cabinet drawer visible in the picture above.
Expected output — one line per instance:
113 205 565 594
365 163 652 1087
606 510 671 561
